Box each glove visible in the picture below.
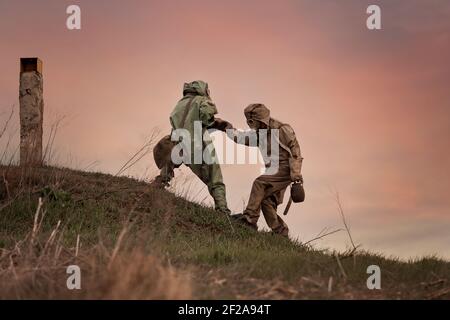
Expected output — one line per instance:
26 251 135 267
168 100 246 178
211 118 233 132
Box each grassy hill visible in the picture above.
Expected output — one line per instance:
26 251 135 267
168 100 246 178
0 165 449 299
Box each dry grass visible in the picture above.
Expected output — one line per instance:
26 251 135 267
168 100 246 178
0 196 191 299
0 165 449 300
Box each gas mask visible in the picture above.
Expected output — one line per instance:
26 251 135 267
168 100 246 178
246 119 261 130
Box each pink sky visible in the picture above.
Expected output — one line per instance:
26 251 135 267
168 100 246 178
1 0 450 259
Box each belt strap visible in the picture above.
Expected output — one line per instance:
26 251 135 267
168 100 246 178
283 196 293 216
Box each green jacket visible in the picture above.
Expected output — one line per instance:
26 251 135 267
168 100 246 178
170 80 218 164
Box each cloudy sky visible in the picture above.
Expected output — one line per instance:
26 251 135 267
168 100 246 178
1 0 449 259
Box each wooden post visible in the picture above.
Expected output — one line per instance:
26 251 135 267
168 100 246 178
19 58 44 166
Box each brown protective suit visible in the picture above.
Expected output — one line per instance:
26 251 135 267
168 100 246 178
228 104 302 236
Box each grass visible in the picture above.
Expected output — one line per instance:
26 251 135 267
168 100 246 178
0 165 449 299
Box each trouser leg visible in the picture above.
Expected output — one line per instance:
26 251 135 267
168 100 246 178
261 196 289 236
207 163 230 214
188 163 230 213
243 178 267 226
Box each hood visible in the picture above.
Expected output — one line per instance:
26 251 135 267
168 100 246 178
244 103 271 126
182 80 210 97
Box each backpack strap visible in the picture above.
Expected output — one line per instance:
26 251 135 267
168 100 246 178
283 197 293 216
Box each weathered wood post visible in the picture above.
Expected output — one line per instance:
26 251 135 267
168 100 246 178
19 57 44 166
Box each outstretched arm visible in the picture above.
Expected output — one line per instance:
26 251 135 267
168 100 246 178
226 128 259 147
203 109 259 147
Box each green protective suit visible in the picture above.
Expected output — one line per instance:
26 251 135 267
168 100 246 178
158 80 230 214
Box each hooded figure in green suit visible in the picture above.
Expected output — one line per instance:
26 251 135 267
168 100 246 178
153 80 231 214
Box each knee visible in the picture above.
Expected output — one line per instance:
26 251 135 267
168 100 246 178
261 196 278 211
252 178 264 190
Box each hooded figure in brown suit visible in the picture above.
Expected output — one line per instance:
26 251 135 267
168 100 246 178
225 104 303 236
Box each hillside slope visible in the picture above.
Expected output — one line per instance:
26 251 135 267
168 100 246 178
0 165 449 299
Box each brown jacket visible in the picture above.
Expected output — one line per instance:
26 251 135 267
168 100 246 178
228 118 303 181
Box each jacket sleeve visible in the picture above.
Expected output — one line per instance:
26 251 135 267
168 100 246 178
226 128 259 147
279 125 303 182
199 99 218 128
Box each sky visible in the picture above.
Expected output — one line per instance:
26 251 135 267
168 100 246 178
1 0 449 259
